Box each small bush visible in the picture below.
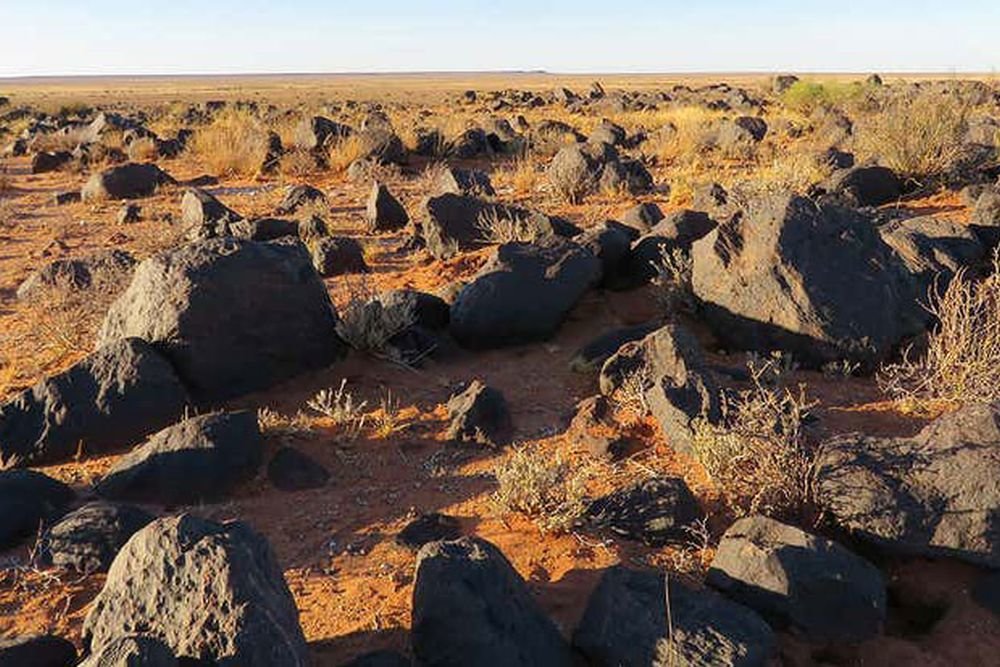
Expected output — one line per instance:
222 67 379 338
503 156 542 197
475 207 538 244
780 80 867 114
306 379 368 433
370 389 410 439
326 134 367 174
126 137 160 162
335 284 415 359
492 447 587 533
692 356 815 518
190 108 268 177
879 255 1000 411
651 246 694 314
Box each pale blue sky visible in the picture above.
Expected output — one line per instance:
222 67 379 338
2 1 998 76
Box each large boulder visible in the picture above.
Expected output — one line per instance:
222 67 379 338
40 501 154 573
599 324 720 454
822 165 903 207
411 537 574 667
450 240 601 349
707 515 886 642
547 142 652 203
96 238 344 404
879 215 985 292
573 566 775 667
0 470 74 550
311 236 369 277
82 514 309 666
0 635 76 667
814 402 1000 567
82 163 176 201
691 194 925 367
31 150 73 174
96 411 263 505
0 338 190 468
420 193 491 259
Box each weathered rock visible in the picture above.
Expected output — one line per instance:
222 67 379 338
567 395 634 461
445 380 512 447
879 215 985 292
814 402 1000 566
16 249 135 300
0 339 189 468
31 150 73 174
311 236 369 276
970 188 1000 247
0 470 74 549
0 635 76 667
600 324 720 454
77 636 176 667
420 193 491 259
275 184 326 215
450 240 601 348
299 116 352 150
823 165 903 207
412 537 574 667
620 202 665 232
547 142 651 203
97 238 343 404
40 501 154 573
181 188 242 239
82 514 309 666
691 194 924 367
380 289 450 331
584 476 701 546
573 566 775 667
356 127 406 164
588 120 627 146
432 166 495 197
707 515 887 642
365 182 409 232
445 128 492 159
267 447 329 492
570 322 660 373
116 203 141 224
52 190 81 206
578 220 638 286
82 163 175 201
96 411 263 505
396 513 462 550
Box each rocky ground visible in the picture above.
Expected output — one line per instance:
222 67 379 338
1 74 1000 666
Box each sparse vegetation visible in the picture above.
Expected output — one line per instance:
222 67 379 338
475 207 538 244
370 389 410 438
492 447 587 533
306 379 369 432
335 284 416 360
190 107 269 177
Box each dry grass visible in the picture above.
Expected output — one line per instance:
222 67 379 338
651 245 694 314
335 282 415 360
499 156 543 197
125 137 160 162
492 446 587 534
306 379 369 432
280 147 323 177
879 255 1000 411
854 94 971 181
691 356 815 519
326 134 368 174
189 107 269 177
474 207 539 244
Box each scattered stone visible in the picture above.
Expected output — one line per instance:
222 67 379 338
311 236 369 276
97 238 344 404
31 151 73 174
445 380 512 447
0 470 74 549
52 191 81 206
573 566 775 667
707 515 887 642
267 447 330 492
365 182 409 232
823 165 903 207
567 395 633 460
82 163 176 201
96 411 263 505
584 476 701 546
412 537 574 667
16 249 136 300
180 187 242 238
620 202 664 232
0 339 189 468
40 501 153 573
116 203 141 224
380 289 450 330
570 322 660 373
396 513 462 550
83 514 309 666
432 166 496 197
275 184 326 215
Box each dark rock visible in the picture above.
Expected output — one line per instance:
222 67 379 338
380 289 450 331
584 476 701 546
180 188 242 238
311 236 369 276
445 380 512 447
578 220 638 286
229 217 298 242
620 202 664 232
0 470 74 549
116 203 141 224
96 411 263 505
356 127 406 165
275 184 326 215
412 537 574 667
547 142 651 203
31 151 73 174
0 339 189 468
420 194 491 259
82 163 176 201
773 75 800 94
0 635 76 667
972 572 1000 616
301 116 352 150
970 189 1000 247
53 190 81 206
365 182 409 232
445 128 492 159
879 215 985 292
267 447 329 491
691 194 924 367
40 501 153 574
396 513 462 550
97 238 344 404
821 148 855 170
340 651 411 667
570 322 660 373
431 166 495 197
567 395 633 461
82 514 309 666
450 241 601 348
261 131 283 174
16 249 136 300
588 120 627 146
814 402 1000 567
707 515 886 642
823 165 903 206
573 566 775 667
77 635 176 667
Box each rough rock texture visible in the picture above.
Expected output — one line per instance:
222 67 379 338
573 566 775 667
0 338 190 468
584 477 702 546
365 182 409 232
814 402 1000 566
180 188 242 238
445 380 512 447
411 537 574 667
570 322 660 373
40 501 154 573
82 514 309 666
77 636 176 667
16 249 136 300
707 515 886 642
823 165 902 206
275 184 326 214
82 163 176 201
450 240 601 349
96 411 263 505
880 215 985 292
396 513 462 550
97 238 344 404
311 236 369 277
691 194 924 367
432 166 495 197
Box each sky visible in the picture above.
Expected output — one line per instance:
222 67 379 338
1 0 998 77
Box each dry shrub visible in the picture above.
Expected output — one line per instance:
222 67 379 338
475 207 538 244
692 356 815 519
736 150 834 198
125 137 160 162
651 245 694 313
647 107 721 166
500 156 542 197
492 447 587 533
190 108 268 177
280 147 323 177
370 389 410 439
879 256 1000 411
335 282 415 359
257 407 315 440
780 80 868 114
326 134 367 174
854 94 970 181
